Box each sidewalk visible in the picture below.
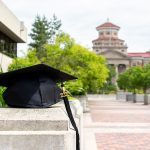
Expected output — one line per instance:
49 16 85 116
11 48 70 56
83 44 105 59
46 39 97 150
83 95 150 150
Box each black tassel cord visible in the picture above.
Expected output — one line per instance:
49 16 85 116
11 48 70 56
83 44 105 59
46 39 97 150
63 96 80 150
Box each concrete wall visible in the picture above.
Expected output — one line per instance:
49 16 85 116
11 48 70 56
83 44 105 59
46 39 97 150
135 94 144 102
0 53 12 72
88 94 116 101
116 91 133 101
0 0 27 42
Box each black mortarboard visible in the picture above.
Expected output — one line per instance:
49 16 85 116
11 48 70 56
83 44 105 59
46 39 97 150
0 64 77 108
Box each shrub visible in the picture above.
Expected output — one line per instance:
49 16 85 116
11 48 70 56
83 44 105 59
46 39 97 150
0 87 7 107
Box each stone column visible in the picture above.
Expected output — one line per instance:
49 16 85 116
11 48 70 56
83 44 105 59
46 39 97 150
126 65 129 70
115 64 119 88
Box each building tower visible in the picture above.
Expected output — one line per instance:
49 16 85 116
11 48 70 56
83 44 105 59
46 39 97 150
92 20 150 86
92 20 128 55
92 20 130 82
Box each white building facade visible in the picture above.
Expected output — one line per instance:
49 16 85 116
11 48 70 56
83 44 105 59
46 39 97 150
0 0 27 71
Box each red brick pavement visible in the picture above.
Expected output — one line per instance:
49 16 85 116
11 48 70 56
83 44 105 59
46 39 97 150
89 101 150 123
87 98 150 150
96 133 150 150
92 113 150 123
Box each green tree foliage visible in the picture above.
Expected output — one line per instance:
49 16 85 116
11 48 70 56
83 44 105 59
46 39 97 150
101 65 117 94
0 71 6 107
49 14 62 43
140 64 150 93
29 15 51 49
29 15 61 59
107 65 116 81
0 87 7 107
65 80 86 96
43 33 108 94
117 66 143 93
117 69 130 91
8 50 40 71
129 66 144 93
9 32 108 95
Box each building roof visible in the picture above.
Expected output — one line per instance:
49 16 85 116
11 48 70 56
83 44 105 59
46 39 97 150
96 22 120 30
92 37 124 42
101 50 128 58
128 52 150 58
0 0 27 43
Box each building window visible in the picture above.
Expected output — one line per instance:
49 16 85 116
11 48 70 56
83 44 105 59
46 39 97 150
114 32 117 35
106 31 110 35
0 31 17 57
132 63 136 66
0 40 5 52
100 32 104 35
118 64 126 73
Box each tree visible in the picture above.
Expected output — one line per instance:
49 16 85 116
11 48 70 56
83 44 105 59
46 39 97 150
9 32 108 95
117 70 130 91
29 15 61 59
49 14 62 44
128 66 143 93
117 66 143 103
8 50 40 71
102 65 117 94
140 64 150 93
29 15 50 49
117 66 143 93
117 65 150 103
43 33 109 94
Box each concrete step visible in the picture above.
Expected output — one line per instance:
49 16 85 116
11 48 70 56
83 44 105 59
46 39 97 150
0 107 69 131
0 130 75 150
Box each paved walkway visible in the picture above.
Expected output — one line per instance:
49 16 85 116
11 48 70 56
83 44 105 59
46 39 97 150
83 95 150 150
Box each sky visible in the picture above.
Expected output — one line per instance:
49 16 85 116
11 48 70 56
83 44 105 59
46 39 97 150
3 0 150 56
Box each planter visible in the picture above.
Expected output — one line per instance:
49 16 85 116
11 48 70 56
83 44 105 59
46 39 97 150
117 91 133 101
135 94 144 103
144 94 150 105
116 91 126 100
126 93 133 102
75 95 89 113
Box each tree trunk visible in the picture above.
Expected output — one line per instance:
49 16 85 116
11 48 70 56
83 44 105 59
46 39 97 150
133 93 136 103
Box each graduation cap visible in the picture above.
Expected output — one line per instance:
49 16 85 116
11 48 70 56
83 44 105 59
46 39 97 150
0 64 77 108
0 64 80 150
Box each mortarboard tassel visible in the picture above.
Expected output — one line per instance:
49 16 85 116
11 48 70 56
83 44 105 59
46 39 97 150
61 84 80 150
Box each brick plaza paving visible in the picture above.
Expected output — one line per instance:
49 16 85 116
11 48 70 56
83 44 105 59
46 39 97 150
83 95 150 150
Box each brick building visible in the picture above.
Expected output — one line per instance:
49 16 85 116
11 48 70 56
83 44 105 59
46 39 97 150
92 21 150 74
